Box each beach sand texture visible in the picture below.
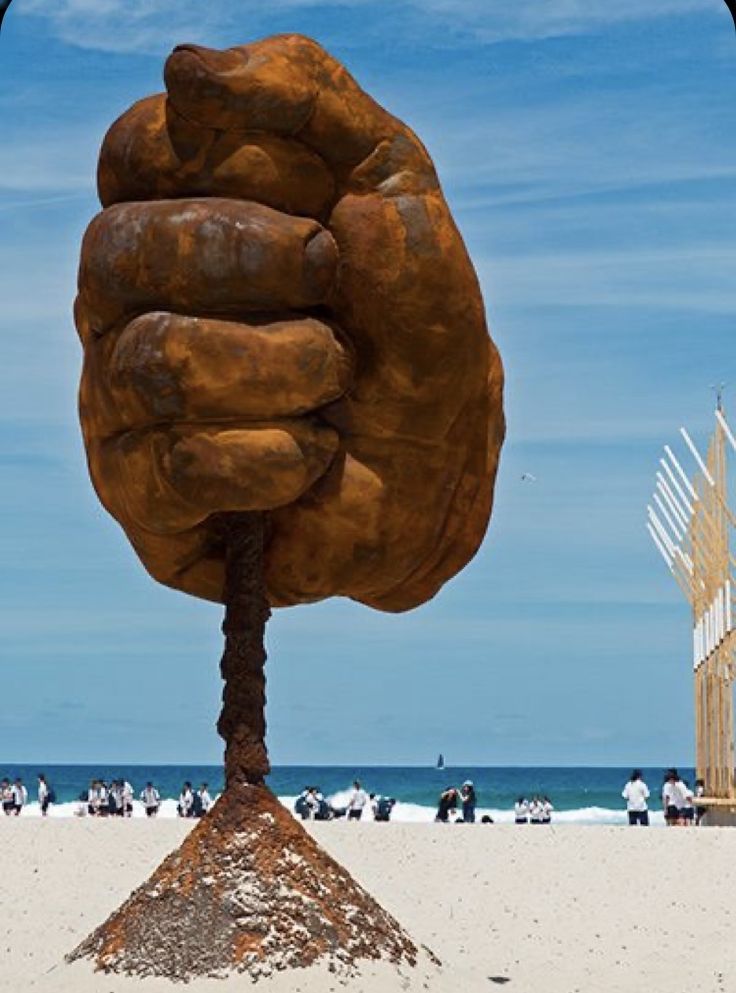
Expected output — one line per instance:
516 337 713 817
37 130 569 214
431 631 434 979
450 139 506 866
6 819 736 992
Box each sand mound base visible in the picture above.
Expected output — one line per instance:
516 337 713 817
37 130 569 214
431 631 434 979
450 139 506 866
68 784 418 982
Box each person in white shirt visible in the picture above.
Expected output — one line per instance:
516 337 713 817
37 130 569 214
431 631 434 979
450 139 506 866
694 779 707 827
196 783 213 817
529 796 543 824
178 782 194 818
87 780 101 817
514 797 529 824
541 796 554 824
141 782 161 817
680 780 695 826
622 769 650 826
1 779 14 816
12 778 27 816
108 780 123 817
346 780 368 821
662 769 687 826
37 774 52 817
122 781 134 817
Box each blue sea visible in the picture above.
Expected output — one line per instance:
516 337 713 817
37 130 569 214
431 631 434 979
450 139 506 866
0 765 692 824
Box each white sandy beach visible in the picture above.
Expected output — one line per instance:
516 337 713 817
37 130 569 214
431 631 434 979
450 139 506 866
5 819 735 993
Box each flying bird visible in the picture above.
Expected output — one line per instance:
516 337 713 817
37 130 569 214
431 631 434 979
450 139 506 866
0 0 14 33
521 473 537 482
725 0 736 30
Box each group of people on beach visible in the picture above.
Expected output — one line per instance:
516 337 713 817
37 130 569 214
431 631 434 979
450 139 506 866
84 779 135 817
513 796 554 824
1 771 713 826
294 780 397 821
83 779 213 818
175 782 213 819
0 774 217 819
622 769 706 826
436 781 489 822
2 775 53 816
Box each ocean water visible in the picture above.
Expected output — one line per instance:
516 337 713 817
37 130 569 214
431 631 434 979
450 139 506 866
0 765 693 824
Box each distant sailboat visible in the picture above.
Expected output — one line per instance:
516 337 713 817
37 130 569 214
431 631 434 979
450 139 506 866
436 753 445 770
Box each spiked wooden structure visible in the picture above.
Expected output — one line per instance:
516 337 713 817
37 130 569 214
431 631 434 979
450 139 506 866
647 400 736 810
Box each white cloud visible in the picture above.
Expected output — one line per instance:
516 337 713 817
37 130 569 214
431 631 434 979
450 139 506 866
0 129 100 193
418 0 721 43
478 243 736 314
19 0 725 54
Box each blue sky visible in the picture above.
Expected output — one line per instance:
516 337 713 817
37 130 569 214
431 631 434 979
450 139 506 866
1 0 735 766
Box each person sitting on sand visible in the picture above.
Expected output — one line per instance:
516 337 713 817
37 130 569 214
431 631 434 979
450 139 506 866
529 796 543 824
305 787 321 819
461 780 477 823
1 779 14 816
435 786 459 822
141 782 160 817
622 769 650 826
375 796 396 822
541 796 554 824
514 797 529 824
346 780 369 821
177 782 194 818
12 778 27 816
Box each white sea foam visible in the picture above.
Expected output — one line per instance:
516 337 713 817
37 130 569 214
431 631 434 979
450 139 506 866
13 797 665 826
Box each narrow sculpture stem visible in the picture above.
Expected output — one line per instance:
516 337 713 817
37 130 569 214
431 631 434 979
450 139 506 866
215 511 271 788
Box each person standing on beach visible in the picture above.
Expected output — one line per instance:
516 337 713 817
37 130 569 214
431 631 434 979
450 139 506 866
622 769 650 826
346 781 369 821
435 786 459 822
12 778 27 815
177 782 194 818
141 782 160 817
122 780 134 817
87 780 100 816
694 779 707 826
662 770 683 826
1 779 13 816
108 780 123 816
681 780 695 826
37 774 53 816
460 781 477 823
195 783 213 817
514 797 529 824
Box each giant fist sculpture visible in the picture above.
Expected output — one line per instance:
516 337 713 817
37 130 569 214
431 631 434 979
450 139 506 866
77 34 504 615
70 35 504 982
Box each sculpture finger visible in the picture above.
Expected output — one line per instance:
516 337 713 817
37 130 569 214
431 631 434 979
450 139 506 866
163 37 436 196
81 313 353 438
76 199 337 337
87 421 339 535
97 94 335 220
267 389 501 612
327 190 502 439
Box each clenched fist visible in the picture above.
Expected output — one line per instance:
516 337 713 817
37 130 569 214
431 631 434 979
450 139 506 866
77 35 505 612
